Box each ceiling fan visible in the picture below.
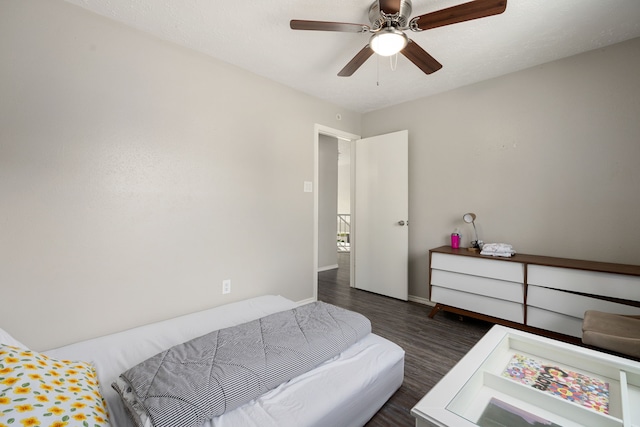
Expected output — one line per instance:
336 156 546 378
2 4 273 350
290 0 507 76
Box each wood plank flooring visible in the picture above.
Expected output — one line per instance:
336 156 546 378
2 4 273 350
318 253 492 427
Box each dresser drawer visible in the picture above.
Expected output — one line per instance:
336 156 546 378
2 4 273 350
527 285 640 319
431 286 524 323
431 253 524 283
431 269 523 303
526 306 583 338
528 265 640 302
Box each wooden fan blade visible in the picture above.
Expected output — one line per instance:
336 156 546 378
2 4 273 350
338 45 375 77
290 20 369 33
401 40 443 75
412 0 507 31
379 0 401 15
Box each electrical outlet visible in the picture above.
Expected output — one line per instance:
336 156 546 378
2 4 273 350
222 279 231 294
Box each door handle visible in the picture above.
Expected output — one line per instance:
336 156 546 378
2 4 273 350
398 220 407 226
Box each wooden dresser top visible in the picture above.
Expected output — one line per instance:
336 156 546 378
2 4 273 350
430 246 640 277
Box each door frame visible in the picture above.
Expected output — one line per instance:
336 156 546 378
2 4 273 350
313 124 360 302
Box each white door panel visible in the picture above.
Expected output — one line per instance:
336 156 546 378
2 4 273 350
354 130 408 300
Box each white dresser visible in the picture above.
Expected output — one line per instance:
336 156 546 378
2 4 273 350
428 246 640 340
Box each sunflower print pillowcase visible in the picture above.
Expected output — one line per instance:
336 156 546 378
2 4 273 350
0 344 110 427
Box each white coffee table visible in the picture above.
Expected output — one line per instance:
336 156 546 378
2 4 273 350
411 325 640 427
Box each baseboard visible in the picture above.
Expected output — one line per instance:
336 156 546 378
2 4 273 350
298 293 432 307
408 295 434 306
317 264 339 272
296 297 316 306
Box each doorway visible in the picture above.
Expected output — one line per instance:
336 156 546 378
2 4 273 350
313 126 409 302
313 125 359 301
318 135 352 289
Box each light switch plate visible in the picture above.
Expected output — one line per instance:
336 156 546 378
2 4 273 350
304 181 313 193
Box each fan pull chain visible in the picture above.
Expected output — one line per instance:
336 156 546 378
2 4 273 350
390 53 398 71
376 54 380 86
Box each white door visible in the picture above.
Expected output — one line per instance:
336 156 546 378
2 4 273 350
354 130 408 300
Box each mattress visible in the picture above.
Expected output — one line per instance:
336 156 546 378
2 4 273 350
45 295 404 427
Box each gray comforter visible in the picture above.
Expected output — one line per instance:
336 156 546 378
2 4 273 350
112 301 371 427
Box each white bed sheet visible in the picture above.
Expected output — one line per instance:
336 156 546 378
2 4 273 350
45 295 404 427
211 333 404 427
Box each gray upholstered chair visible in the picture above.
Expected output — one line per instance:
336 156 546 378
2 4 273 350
582 310 640 359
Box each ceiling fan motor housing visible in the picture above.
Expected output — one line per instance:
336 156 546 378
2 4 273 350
369 0 413 30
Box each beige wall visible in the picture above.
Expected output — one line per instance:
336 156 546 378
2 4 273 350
0 0 360 350
363 37 640 300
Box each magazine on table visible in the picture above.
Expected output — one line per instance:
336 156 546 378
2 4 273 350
501 353 609 414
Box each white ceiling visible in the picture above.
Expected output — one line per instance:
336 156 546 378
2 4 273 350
64 0 640 113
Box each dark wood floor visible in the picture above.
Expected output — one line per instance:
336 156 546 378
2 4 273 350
318 253 493 427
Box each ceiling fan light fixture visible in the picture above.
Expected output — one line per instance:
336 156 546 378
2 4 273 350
370 27 408 56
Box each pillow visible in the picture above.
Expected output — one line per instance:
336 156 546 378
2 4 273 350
0 344 110 426
0 327 28 350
